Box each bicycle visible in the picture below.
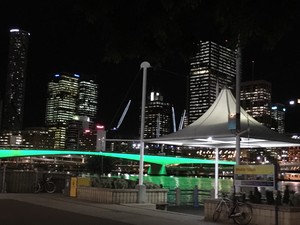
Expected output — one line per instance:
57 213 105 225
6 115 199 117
213 192 252 225
33 175 56 194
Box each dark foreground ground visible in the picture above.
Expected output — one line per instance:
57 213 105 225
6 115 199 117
0 199 131 225
0 200 203 225
0 194 223 225
167 205 204 216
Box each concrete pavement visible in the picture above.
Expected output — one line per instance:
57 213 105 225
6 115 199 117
0 193 232 225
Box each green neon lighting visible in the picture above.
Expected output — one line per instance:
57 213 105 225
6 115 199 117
0 149 236 166
159 165 167 175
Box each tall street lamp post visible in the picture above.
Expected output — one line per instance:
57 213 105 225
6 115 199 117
137 61 151 203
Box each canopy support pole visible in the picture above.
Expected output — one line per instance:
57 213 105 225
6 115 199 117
214 147 219 199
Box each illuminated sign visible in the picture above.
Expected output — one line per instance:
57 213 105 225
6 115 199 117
234 165 275 188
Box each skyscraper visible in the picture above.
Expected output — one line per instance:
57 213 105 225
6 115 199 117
2 29 30 131
271 103 286 134
240 80 272 128
45 73 98 149
78 80 98 122
144 91 172 139
45 73 80 149
188 41 236 124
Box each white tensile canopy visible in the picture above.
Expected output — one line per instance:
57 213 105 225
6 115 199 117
145 87 300 198
146 87 300 148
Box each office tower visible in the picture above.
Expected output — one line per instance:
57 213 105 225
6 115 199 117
284 99 300 133
144 91 172 139
240 80 272 128
65 115 95 150
271 103 286 134
45 73 80 149
188 41 236 124
45 73 98 149
78 80 98 122
2 29 30 131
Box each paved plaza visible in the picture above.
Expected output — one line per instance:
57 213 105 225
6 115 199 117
0 193 232 225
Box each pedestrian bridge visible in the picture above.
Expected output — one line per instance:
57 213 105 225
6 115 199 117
0 149 235 175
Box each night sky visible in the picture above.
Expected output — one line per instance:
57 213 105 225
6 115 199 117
1 1 300 136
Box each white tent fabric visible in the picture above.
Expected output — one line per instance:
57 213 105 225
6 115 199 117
146 87 300 148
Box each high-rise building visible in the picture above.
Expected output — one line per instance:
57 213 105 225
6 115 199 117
284 99 300 133
240 80 272 128
144 91 172 139
45 73 80 149
188 41 236 124
65 115 94 150
78 80 98 122
271 103 286 134
45 73 98 149
2 29 30 131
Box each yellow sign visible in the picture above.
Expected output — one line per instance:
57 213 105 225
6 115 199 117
234 165 274 175
234 165 275 188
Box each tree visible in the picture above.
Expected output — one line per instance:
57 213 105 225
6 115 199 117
73 0 300 64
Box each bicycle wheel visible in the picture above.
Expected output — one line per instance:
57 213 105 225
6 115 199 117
213 201 224 222
45 181 56 193
33 182 41 193
232 202 252 225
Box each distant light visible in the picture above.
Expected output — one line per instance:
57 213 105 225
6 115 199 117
74 74 80 78
150 92 154 101
10 29 20 32
84 129 90 133
54 74 60 77
96 124 105 130
289 100 295 105
272 106 277 110
298 99 300 104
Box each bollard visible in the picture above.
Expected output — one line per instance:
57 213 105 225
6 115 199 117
2 164 7 193
193 185 199 208
175 187 181 206
210 188 215 198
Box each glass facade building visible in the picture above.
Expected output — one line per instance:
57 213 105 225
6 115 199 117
78 80 98 122
2 29 30 131
240 80 272 128
188 41 236 124
144 91 172 139
271 103 286 134
45 73 79 149
45 73 98 149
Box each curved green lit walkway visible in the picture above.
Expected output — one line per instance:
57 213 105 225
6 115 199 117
0 149 235 165
0 149 235 175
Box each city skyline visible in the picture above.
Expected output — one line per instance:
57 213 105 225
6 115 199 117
1 1 300 136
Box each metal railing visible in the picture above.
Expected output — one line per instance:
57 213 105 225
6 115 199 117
167 185 213 206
